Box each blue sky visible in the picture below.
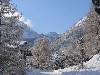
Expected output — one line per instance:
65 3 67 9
12 0 91 34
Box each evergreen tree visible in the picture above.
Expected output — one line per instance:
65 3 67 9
0 0 25 75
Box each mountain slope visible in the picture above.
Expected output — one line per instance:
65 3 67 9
49 16 87 53
23 26 39 46
23 26 59 47
49 9 100 68
23 26 39 39
46 32 60 41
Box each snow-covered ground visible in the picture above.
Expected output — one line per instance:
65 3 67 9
26 54 100 75
26 69 57 75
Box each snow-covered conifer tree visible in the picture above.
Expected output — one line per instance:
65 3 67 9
0 0 25 75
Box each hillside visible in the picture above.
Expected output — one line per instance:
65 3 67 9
48 8 100 68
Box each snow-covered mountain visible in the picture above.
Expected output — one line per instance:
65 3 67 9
22 26 39 46
49 16 87 53
46 32 59 41
49 10 100 68
23 26 39 39
23 26 59 47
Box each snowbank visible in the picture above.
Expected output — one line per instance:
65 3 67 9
53 54 100 75
26 69 56 75
84 54 100 70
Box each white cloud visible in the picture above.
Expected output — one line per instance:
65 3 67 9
19 16 33 27
4 12 33 28
25 19 33 27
